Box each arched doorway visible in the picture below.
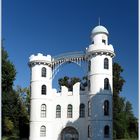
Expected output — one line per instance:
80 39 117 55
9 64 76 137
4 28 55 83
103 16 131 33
61 127 79 140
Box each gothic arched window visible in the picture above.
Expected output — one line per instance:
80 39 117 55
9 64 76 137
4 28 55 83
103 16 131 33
88 60 91 72
41 104 46 118
56 105 61 118
79 103 85 118
88 80 90 91
104 125 109 138
88 101 91 117
40 125 46 137
104 78 109 90
41 85 46 95
42 67 46 77
104 58 109 69
104 100 109 116
88 125 92 138
67 104 72 118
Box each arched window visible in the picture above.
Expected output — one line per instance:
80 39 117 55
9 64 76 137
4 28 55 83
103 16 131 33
56 105 61 118
41 104 46 118
88 101 91 117
104 78 109 90
104 125 109 138
88 80 90 91
79 103 85 118
40 125 46 137
104 100 109 116
67 104 72 118
88 125 92 138
42 67 46 77
42 85 46 95
104 58 109 69
88 60 91 71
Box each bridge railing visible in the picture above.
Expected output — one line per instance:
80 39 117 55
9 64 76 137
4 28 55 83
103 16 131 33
53 51 86 62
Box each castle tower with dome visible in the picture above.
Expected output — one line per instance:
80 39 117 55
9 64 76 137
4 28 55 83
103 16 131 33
28 25 115 140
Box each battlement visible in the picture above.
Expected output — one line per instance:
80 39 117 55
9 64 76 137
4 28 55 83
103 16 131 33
52 82 80 97
29 53 52 67
29 53 52 62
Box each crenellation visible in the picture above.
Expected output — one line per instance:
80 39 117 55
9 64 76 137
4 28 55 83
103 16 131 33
29 25 115 140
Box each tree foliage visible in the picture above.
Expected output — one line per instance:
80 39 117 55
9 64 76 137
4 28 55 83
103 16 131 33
58 76 81 91
58 62 138 139
2 46 137 139
113 62 138 139
2 47 29 138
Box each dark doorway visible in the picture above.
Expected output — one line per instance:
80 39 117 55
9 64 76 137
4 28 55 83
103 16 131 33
61 127 79 140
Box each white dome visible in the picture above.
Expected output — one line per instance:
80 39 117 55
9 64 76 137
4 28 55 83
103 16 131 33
91 25 109 36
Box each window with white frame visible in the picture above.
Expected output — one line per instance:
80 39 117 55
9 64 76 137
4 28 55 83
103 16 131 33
56 105 61 118
104 58 109 69
67 104 72 118
79 103 85 118
41 104 46 118
40 125 46 137
41 85 46 95
41 67 46 77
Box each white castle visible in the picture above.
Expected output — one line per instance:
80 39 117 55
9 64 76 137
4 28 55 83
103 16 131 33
28 25 115 140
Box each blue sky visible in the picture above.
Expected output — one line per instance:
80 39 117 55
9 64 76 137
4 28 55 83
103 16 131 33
3 0 138 117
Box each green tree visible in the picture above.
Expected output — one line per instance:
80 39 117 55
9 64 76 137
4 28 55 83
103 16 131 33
2 47 16 92
58 62 138 139
2 47 30 138
58 76 81 91
113 62 138 139
2 47 17 136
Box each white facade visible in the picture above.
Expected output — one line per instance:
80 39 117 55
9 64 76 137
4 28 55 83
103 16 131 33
29 25 115 140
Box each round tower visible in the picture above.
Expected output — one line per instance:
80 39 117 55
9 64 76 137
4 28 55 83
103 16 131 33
86 25 115 140
29 53 52 140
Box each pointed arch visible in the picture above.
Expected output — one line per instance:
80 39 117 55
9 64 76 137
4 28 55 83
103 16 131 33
104 100 109 116
104 125 109 138
67 104 73 118
104 78 109 90
56 105 61 118
79 103 85 118
41 85 46 95
40 125 46 137
42 67 46 77
104 58 109 69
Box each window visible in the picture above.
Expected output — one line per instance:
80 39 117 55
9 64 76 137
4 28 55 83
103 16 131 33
41 104 46 118
67 104 72 118
79 104 85 118
104 78 109 90
104 100 109 116
56 105 61 118
88 80 90 91
104 125 109 138
88 101 91 117
102 39 106 44
40 125 46 137
88 60 91 72
42 85 46 95
104 58 109 69
42 67 46 77
88 125 92 138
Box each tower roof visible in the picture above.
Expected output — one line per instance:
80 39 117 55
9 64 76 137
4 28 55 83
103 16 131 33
91 25 109 36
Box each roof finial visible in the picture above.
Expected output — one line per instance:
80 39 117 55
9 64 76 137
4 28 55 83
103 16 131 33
98 17 100 26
